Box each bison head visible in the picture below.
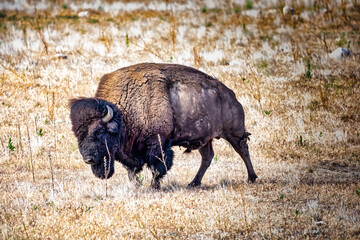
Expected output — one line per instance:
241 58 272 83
69 98 123 179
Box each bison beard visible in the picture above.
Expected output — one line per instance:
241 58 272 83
91 139 115 179
91 155 115 179
69 63 258 189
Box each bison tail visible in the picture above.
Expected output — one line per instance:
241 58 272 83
239 132 251 146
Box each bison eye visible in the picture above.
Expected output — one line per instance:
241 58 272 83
94 128 106 138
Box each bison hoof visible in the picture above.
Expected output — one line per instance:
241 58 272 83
151 181 161 190
187 181 201 189
248 174 258 183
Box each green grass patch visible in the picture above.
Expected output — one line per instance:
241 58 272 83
246 0 253 10
87 18 99 24
234 5 241 13
8 136 15 152
336 32 347 47
0 22 7 31
57 15 79 21
7 15 18 21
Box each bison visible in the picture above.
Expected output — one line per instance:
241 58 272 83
69 63 257 189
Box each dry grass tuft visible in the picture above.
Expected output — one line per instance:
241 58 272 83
30 18 49 54
99 29 113 53
193 46 202 68
169 10 176 55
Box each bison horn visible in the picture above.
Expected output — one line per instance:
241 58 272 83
102 105 113 123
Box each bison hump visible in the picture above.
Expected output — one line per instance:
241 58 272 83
96 65 174 141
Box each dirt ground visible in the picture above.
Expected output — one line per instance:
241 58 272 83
0 0 359 239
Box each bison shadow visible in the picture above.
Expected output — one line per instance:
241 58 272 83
158 178 261 193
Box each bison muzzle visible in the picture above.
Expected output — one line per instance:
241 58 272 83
69 63 257 189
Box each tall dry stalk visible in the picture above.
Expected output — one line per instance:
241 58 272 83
34 115 38 133
193 46 202 68
283 216 287 240
319 33 329 54
134 37 163 59
20 211 29 240
156 134 170 187
340 0 348 21
169 10 176 54
17 119 23 154
241 76 263 111
31 18 49 54
157 134 166 171
21 20 28 48
47 91 55 122
268 211 273 240
290 38 301 62
100 29 113 52
0 135 4 154
48 151 55 192
239 187 249 236
52 102 57 164
104 155 108 197
26 125 35 183
318 85 328 109
16 119 23 162
1 73 4 85
104 139 111 197
0 62 28 82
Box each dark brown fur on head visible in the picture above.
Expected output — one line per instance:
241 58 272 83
69 97 123 179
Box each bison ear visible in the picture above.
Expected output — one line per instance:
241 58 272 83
107 122 119 133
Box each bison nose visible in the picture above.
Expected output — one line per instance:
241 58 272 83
84 158 96 165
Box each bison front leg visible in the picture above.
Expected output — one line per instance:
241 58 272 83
147 140 174 189
150 156 174 189
188 140 214 188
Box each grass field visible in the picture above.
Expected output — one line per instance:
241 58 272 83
0 0 360 239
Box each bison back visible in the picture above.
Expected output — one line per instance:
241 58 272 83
95 63 244 150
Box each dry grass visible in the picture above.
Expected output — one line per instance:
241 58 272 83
0 0 360 239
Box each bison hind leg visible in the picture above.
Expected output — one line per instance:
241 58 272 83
188 140 214 188
147 139 174 189
226 133 258 183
